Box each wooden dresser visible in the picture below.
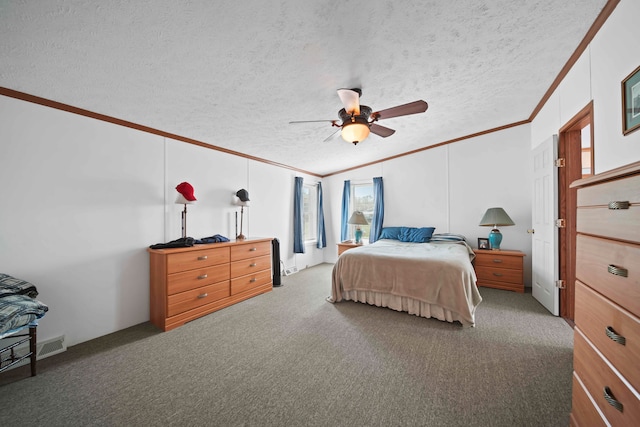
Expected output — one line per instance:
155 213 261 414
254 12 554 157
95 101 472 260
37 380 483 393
473 249 525 293
569 161 640 426
148 238 273 331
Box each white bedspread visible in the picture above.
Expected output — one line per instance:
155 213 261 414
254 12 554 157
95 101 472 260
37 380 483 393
330 239 481 327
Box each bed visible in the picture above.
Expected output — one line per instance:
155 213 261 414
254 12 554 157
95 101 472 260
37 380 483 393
329 230 481 327
0 274 49 376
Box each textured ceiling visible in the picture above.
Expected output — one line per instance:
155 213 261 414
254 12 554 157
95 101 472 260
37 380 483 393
0 0 608 176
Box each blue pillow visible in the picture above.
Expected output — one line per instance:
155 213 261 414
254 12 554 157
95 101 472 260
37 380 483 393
398 227 436 243
379 227 402 240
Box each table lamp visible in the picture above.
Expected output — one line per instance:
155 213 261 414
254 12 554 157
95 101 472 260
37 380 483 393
479 207 515 250
348 211 368 244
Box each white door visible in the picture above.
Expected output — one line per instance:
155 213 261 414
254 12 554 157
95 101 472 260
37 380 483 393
531 135 559 315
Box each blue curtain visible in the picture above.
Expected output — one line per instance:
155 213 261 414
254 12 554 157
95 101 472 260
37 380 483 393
316 182 326 248
293 176 304 253
370 177 384 243
340 180 351 241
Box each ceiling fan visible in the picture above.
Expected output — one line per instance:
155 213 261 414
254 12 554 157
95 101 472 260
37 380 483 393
290 88 428 145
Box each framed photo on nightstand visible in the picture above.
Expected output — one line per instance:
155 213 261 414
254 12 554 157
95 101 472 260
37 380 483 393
477 238 490 250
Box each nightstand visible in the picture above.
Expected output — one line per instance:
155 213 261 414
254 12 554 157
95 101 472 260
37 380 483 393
473 249 525 293
337 241 361 256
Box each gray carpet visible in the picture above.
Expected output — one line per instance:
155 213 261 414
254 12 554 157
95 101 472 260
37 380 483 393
0 263 574 427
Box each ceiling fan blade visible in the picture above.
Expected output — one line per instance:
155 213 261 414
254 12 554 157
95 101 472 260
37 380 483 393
337 88 360 115
372 100 428 121
289 120 336 124
323 128 341 142
370 123 396 138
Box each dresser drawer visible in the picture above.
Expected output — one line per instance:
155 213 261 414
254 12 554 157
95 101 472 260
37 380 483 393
574 329 640 426
231 269 272 295
231 241 271 261
230 254 271 278
576 234 640 315
475 266 523 285
474 253 523 270
576 173 640 242
167 247 230 274
571 373 607 427
167 264 230 295
167 281 230 317
575 281 640 392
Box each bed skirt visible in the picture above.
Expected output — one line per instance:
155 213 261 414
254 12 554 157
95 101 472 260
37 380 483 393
338 290 474 327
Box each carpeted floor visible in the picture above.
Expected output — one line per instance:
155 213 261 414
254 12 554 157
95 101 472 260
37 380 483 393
0 263 574 426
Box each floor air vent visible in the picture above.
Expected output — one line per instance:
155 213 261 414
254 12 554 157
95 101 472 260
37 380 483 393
5 335 66 371
284 266 298 276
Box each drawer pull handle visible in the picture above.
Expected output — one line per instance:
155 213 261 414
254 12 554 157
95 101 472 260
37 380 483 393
250 278 257 283
250 263 257 267
607 264 628 277
492 272 503 277
605 326 626 345
197 256 208 261
197 293 208 299
603 387 624 412
197 274 208 280
608 201 629 210
492 259 503 263
249 247 257 251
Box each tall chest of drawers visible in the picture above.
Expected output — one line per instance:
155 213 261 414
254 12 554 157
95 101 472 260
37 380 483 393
569 161 640 426
148 238 273 331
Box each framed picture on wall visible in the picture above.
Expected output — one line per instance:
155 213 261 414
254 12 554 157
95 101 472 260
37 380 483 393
477 238 490 250
622 65 640 135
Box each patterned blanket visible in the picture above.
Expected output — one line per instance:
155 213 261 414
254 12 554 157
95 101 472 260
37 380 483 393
0 273 39 298
0 274 48 335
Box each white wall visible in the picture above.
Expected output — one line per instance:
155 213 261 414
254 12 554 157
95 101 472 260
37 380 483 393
0 95 321 347
532 0 640 169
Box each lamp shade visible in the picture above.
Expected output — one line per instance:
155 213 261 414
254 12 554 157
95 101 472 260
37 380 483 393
348 211 369 225
479 207 514 250
341 120 370 144
479 207 515 227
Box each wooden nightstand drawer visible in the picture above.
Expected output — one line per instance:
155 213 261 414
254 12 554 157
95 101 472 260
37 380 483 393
475 266 523 285
474 252 523 270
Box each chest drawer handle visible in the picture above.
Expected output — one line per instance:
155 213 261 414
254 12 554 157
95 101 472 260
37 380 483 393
492 259 503 263
197 293 208 299
608 201 630 210
249 247 257 251
250 278 257 283
250 263 257 267
197 274 208 280
605 326 626 345
492 272 503 277
607 264 628 277
197 256 208 261
603 387 624 412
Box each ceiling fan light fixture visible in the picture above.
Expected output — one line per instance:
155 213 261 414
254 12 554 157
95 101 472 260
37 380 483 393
341 119 370 145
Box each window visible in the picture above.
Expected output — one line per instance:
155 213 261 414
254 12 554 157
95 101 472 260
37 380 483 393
302 183 317 242
351 183 374 240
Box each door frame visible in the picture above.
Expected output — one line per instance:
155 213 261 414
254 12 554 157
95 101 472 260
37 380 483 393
558 101 593 321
